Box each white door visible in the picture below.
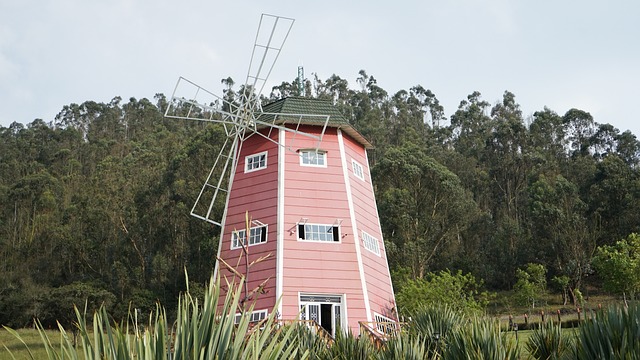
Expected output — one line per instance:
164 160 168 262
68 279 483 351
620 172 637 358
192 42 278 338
299 294 344 337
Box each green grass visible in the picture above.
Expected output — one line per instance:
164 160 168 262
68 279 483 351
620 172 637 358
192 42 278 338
1 328 50 360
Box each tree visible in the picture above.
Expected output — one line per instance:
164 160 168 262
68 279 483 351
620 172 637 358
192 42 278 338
528 174 594 305
395 269 491 315
592 233 640 301
512 263 547 308
563 108 596 157
374 144 479 278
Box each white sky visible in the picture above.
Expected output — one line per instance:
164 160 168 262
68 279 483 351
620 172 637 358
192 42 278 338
1 0 639 136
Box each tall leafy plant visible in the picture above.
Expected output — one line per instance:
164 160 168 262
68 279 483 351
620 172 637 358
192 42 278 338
575 304 640 359
525 320 574 360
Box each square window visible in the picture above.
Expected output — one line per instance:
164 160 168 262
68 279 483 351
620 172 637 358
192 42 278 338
245 151 267 173
298 223 339 242
299 149 327 167
352 160 365 180
232 225 267 249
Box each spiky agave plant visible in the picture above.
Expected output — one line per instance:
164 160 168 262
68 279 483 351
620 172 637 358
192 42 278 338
5 274 306 360
278 322 331 359
525 320 574 360
407 304 464 356
323 328 375 360
575 304 640 359
443 317 520 360
377 334 434 360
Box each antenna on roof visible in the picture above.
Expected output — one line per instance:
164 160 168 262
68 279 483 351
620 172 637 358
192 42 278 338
297 65 304 96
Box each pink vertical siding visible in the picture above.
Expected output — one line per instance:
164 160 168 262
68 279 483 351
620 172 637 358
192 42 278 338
215 123 396 334
280 126 368 332
217 130 279 312
341 133 397 320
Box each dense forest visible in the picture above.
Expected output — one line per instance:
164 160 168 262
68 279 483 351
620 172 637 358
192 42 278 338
2 70 639 328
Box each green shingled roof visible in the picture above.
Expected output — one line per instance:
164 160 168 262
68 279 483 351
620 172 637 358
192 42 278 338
258 97 372 148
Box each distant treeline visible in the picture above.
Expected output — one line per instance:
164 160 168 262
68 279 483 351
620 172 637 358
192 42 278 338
1 70 639 327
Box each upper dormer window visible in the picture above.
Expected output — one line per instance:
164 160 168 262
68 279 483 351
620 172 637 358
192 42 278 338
300 149 327 167
245 151 267 173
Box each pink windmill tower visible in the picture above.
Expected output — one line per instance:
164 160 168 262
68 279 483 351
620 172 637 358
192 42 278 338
165 14 396 336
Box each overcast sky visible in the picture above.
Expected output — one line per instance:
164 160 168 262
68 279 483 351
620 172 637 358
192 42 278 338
2 0 639 136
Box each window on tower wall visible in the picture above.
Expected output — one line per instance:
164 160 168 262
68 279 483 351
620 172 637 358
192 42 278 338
298 223 340 242
234 309 267 324
245 151 267 173
299 149 327 167
352 159 365 180
361 231 381 256
231 225 267 249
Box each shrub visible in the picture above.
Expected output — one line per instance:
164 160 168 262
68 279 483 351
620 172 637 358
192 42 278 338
575 304 640 359
525 320 575 360
396 269 492 316
443 317 519 360
513 263 547 308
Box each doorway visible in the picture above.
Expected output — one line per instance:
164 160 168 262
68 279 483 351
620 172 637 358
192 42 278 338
299 293 344 337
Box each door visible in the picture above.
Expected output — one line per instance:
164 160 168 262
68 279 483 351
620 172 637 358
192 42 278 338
299 294 344 337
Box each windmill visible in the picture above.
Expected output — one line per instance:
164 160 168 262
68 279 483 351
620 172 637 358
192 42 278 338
166 14 397 337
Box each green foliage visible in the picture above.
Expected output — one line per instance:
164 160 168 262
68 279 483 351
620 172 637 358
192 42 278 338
443 318 520 360
39 282 116 329
525 320 575 360
513 263 547 308
592 233 640 300
407 305 463 358
551 275 571 305
408 305 463 340
324 329 374 360
395 269 492 316
377 335 430 360
575 304 640 359
374 144 480 277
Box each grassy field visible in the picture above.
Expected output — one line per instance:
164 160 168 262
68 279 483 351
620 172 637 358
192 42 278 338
0 328 50 360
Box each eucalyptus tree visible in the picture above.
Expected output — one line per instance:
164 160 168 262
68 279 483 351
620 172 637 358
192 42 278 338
528 174 593 305
563 108 596 158
410 85 445 129
588 154 640 246
528 108 566 173
615 130 640 167
449 91 492 160
374 143 479 278
486 91 530 225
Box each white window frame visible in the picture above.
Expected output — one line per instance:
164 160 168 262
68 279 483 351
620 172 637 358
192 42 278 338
245 151 267 173
231 225 268 249
361 231 381 256
297 223 340 242
299 149 327 167
352 159 365 181
234 309 267 324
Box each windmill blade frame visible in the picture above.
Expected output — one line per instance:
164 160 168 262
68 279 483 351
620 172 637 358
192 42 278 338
190 133 243 226
166 14 298 228
243 14 295 110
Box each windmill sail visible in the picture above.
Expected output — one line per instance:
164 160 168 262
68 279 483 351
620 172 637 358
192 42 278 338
165 14 295 227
